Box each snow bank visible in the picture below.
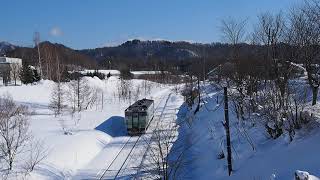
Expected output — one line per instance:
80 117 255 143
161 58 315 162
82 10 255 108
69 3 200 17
83 76 105 90
295 170 320 180
0 80 54 105
171 83 320 179
295 170 310 180
44 131 112 174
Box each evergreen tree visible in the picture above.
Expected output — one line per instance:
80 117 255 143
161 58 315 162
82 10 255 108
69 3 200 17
20 65 41 84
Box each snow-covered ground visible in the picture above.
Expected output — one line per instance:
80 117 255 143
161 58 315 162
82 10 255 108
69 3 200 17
0 76 184 179
171 82 320 180
2 74 319 180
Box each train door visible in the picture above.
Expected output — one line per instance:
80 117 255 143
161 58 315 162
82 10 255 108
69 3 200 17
126 115 132 129
132 113 139 131
139 113 146 131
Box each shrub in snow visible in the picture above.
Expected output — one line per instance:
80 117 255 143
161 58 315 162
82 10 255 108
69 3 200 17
181 84 198 107
84 70 106 80
295 170 309 180
217 150 225 159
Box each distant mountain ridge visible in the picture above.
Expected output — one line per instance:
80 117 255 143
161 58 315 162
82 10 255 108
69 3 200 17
4 39 258 73
7 41 96 68
79 39 203 62
0 41 16 56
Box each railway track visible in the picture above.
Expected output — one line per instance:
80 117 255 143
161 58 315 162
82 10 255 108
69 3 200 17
98 93 172 180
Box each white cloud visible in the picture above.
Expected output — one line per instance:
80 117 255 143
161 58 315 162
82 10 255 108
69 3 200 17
49 27 63 37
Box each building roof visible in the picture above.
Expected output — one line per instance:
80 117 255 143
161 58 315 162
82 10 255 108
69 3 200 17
0 57 22 64
125 98 154 113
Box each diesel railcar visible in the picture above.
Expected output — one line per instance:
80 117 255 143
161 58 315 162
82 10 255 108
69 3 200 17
125 98 154 135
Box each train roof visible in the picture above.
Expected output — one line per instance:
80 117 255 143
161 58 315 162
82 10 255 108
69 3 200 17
125 98 154 113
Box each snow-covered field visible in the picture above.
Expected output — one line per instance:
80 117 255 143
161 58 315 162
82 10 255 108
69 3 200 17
1 75 320 180
171 83 320 180
0 76 184 179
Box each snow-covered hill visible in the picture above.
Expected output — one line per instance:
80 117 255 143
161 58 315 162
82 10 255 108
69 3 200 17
170 83 320 179
0 41 15 55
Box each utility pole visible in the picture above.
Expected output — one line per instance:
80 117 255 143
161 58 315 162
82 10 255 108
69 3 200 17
202 46 206 83
224 87 232 176
194 77 201 114
198 77 200 103
77 76 80 112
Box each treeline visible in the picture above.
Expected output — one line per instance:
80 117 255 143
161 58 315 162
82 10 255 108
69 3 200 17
82 40 260 78
8 41 97 81
206 0 320 141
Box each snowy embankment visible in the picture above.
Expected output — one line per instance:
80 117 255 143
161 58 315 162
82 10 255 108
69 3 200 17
0 76 172 179
171 83 320 180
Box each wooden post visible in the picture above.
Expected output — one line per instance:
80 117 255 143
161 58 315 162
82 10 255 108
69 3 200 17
77 77 80 112
101 92 104 110
198 77 201 105
224 87 232 176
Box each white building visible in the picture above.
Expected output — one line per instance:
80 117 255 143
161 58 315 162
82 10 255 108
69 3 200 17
0 57 22 65
0 57 22 85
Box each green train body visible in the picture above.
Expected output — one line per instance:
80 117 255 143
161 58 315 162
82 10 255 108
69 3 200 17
125 99 154 135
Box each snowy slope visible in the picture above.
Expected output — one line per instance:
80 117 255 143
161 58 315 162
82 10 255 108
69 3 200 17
171 83 320 180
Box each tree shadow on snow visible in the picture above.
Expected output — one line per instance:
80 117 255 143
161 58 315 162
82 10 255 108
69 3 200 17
95 116 127 137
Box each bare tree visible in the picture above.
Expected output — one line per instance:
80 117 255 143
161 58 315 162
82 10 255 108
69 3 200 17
23 139 48 173
137 120 193 180
220 18 247 45
220 17 247 59
50 54 65 116
220 18 248 122
1 66 11 86
289 2 320 105
67 76 93 112
0 95 30 171
50 82 65 116
116 78 132 102
11 63 20 86
33 32 42 78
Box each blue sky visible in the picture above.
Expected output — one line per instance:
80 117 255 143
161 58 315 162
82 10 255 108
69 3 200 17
0 0 301 49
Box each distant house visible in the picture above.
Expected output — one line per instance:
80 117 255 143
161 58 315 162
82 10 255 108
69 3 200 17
0 57 22 85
